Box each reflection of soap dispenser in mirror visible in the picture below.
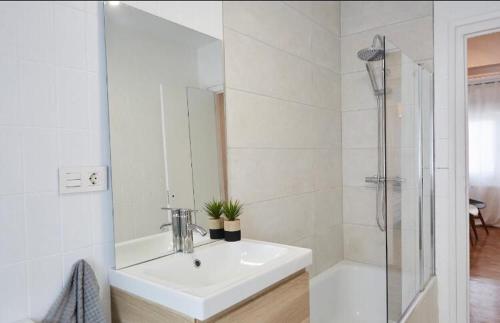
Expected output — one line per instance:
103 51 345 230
205 200 225 239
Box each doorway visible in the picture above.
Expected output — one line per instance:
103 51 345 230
467 31 500 322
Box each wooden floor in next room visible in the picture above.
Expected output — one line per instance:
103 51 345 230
470 226 500 323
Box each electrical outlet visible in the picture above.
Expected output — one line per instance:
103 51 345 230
59 166 108 194
89 172 99 185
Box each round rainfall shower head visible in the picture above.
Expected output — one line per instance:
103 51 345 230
357 34 384 61
357 47 384 61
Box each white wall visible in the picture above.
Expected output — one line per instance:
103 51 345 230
0 1 223 322
434 2 500 322
0 2 113 322
223 1 343 276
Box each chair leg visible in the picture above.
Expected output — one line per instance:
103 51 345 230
470 215 479 241
477 210 489 235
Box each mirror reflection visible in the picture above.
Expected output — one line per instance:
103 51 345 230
105 3 226 268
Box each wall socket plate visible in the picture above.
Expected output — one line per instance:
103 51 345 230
59 166 108 194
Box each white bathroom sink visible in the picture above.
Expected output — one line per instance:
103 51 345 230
114 231 211 268
109 239 312 320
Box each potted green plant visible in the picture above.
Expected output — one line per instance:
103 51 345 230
204 199 225 239
222 200 243 242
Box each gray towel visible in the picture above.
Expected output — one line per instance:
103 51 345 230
42 260 106 323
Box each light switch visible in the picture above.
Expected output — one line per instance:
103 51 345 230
59 166 108 194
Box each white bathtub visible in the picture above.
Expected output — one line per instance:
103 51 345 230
310 260 387 323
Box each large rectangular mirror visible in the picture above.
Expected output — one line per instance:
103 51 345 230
104 3 226 268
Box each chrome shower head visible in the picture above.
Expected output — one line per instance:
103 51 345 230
357 47 384 61
357 35 385 96
357 35 384 61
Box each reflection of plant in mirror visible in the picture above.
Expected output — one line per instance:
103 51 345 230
204 199 224 219
223 200 243 221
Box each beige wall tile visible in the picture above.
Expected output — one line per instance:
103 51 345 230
311 23 341 72
342 148 378 187
313 224 344 274
341 71 378 111
225 89 340 149
224 2 342 277
292 235 314 251
342 109 378 149
314 188 343 231
343 186 377 226
224 1 341 73
224 28 313 105
311 64 341 109
285 1 340 37
344 223 385 266
341 1 432 36
223 1 312 60
314 148 343 191
240 193 315 244
228 148 316 203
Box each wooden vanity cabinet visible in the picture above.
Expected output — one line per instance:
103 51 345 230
111 270 310 323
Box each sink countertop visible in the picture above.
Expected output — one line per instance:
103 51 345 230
109 239 312 320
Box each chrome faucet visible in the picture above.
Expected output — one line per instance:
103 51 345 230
169 208 207 253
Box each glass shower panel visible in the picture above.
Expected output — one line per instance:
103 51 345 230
385 39 423 321
354 35 434 323
420 67 435 286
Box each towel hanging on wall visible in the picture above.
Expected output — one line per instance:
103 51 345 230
42 259 106 323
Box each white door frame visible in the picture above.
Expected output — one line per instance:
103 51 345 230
448 12 500 323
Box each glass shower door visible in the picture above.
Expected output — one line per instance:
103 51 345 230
384 38 435 321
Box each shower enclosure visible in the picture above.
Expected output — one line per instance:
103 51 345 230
374 37 435 322
317 36 434 322
310 35 435 323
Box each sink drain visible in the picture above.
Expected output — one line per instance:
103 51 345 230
193 259 201 268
